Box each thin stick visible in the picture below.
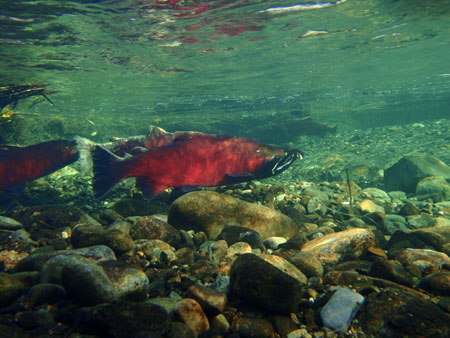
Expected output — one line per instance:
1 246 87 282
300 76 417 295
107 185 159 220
346 168 353 209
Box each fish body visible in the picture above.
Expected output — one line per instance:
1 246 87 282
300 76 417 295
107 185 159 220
92 133 303 198
0 140 79 191
106 126 201 156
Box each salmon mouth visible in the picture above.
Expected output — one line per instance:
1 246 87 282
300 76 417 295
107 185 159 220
270 149 304 175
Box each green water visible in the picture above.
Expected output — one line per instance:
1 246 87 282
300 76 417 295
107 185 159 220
1 0 450 141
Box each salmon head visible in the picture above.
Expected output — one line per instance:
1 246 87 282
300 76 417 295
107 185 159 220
249 145 304 179
47 140 80 164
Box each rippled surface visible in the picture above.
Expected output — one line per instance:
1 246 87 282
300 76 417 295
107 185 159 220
1 0 449 132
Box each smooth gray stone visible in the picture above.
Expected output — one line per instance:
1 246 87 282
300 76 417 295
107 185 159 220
320 287 365 333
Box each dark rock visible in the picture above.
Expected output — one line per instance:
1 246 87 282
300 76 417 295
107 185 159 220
0 323 30 338
168 191 298 240
167 321 195 338
189 259 219 282
399 202 421 216
175 298 209 336
0 271 39 307
391 248 450 275
263 237 287 250
41 255 148 306
324 270 425 296
358 288 450 337
134 239 176 265
320 287 364 333
282 204 307 224
386 229 446 252
0 216 23 230
211 276 230 294
27 283 67 306
231 317 276 338
210 314 231 336
384 153 450 193
278 233 308 250
112 198 168 217
99 209 125 224
282 251 324 278
418 272 450 296
12 205 101 241
198 240 228 263
146 297 179 316
174 247 195 266
216 226 265 251
379 214 409 235
14 245 116 272
186 284 227 315
334 260 373 274
361 211 386 227
230 253 307 314
369 258 414 287
85 300 171 338
178 230 196 250
406 213 434 229
270 315 298 337
14 310 54 330
301 228 376 265
416 175 450 202
71 224 134 256
131 216 181 247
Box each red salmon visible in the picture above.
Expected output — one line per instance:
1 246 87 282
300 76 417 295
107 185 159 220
0 140 79 192
92 133 303 198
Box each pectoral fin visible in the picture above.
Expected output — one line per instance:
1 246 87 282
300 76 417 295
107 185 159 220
225 173 255 184
136 177 168 199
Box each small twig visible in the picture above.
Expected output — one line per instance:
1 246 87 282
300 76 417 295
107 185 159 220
346 168 353 209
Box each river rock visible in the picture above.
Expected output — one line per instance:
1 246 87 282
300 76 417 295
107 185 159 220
134 239 176 264
186 284 227 315
199 240 228 263
71 224 134 255
320 287 364 333
0 271 39 307
378 214 409 235
14 309 55 330
358 288 450 337
168 191 298 240
112 197 168 217
416 175 450 202
418 272 450 296
14 245 116 272
368 258 414 287
231 317 276 338
391 248 450 274
12 205 101 241
175 298 210 336
227 242 252 257
41 255 148 306
131 215 181 247
283 251 324 278
0 215 23 230
387 226 450 252
27 283 67 306
216 225 265 251
384 153 450 193
85 300 171 338
399 202 421 216
230 253 307 314
301 228 376 265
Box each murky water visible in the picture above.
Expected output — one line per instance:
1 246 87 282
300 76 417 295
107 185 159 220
1 0 449 138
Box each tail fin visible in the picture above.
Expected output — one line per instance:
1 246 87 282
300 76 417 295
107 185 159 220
91 145 122 198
